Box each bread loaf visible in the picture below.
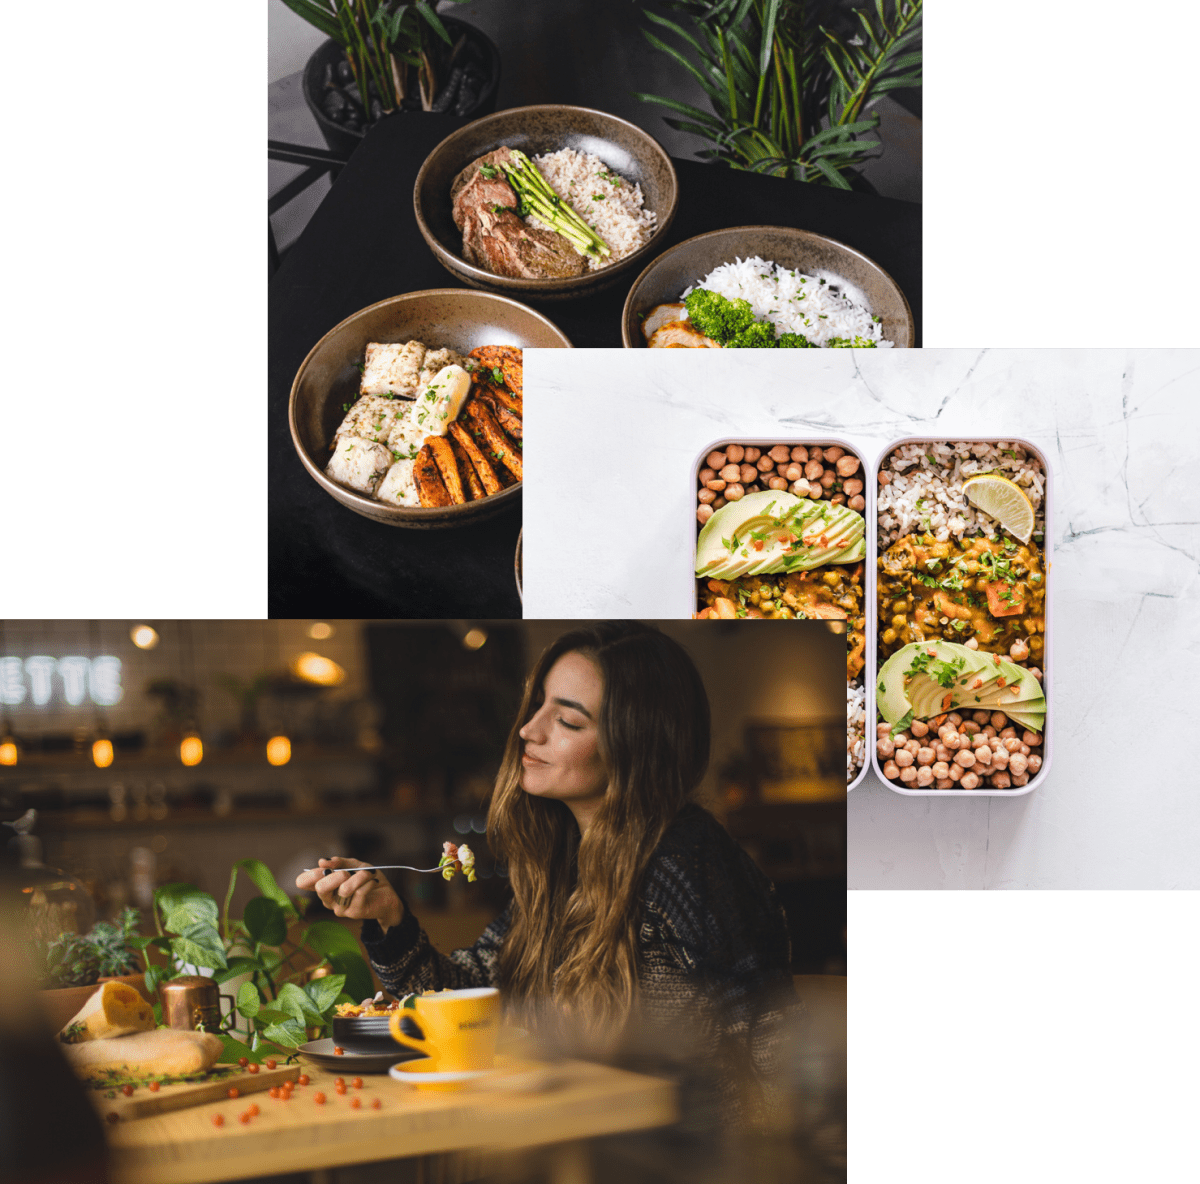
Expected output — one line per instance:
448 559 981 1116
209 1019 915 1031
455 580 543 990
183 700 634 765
59 981 155 1043
62 1028 223 1079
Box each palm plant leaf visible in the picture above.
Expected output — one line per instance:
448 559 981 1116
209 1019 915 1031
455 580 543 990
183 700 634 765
634 0 919 188
414 1 452 45
279 0 343 43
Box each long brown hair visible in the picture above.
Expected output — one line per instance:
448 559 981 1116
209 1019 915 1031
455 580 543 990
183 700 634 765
487 622 711 1043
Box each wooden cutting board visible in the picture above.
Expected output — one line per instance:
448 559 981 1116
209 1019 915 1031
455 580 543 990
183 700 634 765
88 1063 301 1122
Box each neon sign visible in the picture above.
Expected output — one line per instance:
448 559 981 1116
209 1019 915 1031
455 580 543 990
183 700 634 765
0 656 123 707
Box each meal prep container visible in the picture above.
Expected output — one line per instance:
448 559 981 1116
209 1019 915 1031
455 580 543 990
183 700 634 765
869 436 1054 797
690 436 874 793
622 226 915 348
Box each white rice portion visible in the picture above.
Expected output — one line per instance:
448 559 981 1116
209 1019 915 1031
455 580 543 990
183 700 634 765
877 441 1046 548
527 149 656 272
847 680 866 783
681 256 892 347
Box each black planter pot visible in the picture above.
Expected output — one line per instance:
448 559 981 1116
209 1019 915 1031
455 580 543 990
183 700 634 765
302 19 502 159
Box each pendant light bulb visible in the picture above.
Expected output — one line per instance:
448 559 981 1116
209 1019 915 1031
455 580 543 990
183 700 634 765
266 735 292 766
180 733 203 767
0 737 17 766
92 738 114 768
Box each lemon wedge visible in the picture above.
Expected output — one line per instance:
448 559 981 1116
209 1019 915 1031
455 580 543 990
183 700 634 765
961 474 1035 543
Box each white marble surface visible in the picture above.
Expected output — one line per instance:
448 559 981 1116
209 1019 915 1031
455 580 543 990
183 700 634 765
524 348 1200 888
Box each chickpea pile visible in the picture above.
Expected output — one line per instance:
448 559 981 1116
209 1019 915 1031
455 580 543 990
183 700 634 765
696 443 864 525
877 711 1044 790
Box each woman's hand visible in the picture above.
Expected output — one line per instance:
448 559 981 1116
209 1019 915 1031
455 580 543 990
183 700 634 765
294 858 403 931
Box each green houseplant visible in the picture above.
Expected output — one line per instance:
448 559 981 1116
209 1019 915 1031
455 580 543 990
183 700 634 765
635 0 921 188
134 859 374 1062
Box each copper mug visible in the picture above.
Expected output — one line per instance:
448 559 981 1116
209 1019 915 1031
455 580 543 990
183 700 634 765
159 975 234 1033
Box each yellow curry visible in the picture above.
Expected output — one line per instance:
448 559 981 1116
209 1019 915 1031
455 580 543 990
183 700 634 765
696 563 865 680
877 534 1045 660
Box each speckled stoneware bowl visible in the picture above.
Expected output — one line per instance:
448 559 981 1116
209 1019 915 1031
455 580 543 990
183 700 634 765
414 105 678 301
620 226 914 348
289 289 570 529
515 528 522 603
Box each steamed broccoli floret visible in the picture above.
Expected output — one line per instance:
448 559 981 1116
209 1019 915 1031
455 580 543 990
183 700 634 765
776 332 815 348
728 321 778 349
684 289 757 344
826 335 878 348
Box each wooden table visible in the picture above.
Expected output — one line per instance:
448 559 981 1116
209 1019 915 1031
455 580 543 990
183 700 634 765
104 1057 676 1184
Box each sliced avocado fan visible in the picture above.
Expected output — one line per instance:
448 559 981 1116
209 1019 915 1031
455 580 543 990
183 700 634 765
696 491 866 579
877 640 1046 731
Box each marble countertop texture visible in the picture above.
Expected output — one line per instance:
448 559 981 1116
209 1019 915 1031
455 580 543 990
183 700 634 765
523 348 1199 889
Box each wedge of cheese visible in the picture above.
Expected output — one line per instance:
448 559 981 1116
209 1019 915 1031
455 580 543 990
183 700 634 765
59 981 155 1044
62 1028 223 1079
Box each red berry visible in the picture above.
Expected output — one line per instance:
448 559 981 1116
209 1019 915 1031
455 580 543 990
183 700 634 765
334 1046 344 1055
247 1063 260 1074
350 1096 361 1109
148 1081 161 1092
352 1077 363 1089
238 1057 248 1068
212 1114 225 1127
314 1092 326 1104
334 1077 345 1088
248 1103 260 1117
227 1087 240 1100
371 1098 382 1110
121 1085 134 1096
268 1088 280 1099
239 1112 252 1125
297 1074 310 1086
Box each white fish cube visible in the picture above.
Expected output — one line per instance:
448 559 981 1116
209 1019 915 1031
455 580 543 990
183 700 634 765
325 436 392 495
375 460 419 507
334 395 409 444
360 341 426 397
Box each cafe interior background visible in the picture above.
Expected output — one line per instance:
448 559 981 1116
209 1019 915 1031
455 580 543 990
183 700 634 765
1 618 846 1182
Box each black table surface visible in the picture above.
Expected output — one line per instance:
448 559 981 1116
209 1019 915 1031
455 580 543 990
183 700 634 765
269 113 921 618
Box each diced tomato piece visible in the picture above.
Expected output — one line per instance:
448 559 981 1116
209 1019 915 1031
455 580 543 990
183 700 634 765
985 580 1025 617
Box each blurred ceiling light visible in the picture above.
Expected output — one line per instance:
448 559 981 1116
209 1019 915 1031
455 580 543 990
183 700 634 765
0 738 17 766
179 733 204 767
131 625 159 649
266 735 292 766
291 652 345 686
462 628 488 651
308 622 334 640
92 738 114 768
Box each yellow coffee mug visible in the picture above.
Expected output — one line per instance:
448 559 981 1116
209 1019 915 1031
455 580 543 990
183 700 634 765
388 987 500 1071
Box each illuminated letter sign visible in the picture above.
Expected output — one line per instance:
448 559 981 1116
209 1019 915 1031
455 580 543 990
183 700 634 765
0 656 124 707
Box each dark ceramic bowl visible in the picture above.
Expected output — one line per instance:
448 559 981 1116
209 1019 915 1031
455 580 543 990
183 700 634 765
414 105 679 301
331 1013 420 1049
289 289 571 529
620 226 914 348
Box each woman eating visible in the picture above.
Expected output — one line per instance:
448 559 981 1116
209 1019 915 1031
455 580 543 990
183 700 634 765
296 621 797 1116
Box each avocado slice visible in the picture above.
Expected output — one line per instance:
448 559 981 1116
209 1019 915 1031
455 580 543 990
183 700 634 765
876 641 992 726
695 492 865 579
1001 703 1047 733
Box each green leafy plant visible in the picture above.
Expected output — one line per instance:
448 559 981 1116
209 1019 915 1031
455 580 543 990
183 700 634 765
635 0 922 188
41 933 101 987
86 907 142 978
132 859 374 1062
279 0 473 113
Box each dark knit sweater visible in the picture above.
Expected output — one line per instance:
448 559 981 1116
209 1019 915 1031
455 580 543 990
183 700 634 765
361 805 797 1116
